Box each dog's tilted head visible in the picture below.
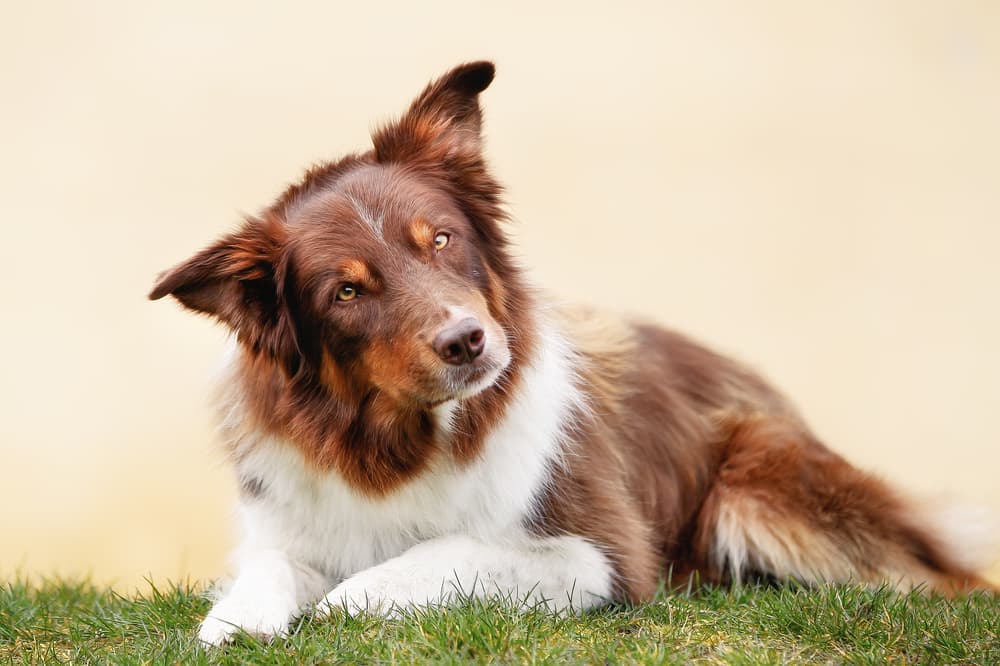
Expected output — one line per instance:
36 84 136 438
150 62 535 486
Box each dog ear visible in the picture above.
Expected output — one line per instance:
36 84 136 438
373 61 495 165
149 216 303 376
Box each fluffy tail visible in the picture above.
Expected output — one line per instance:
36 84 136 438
693 415 999 595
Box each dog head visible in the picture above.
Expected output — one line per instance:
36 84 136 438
150 62 529 410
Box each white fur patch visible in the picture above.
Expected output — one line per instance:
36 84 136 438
711 496 855 584
320 534 612 616
431 399 458 435
347 193 385 239
197 548 328 646
202 316 603 642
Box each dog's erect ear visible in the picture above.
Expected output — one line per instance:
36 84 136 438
373 61 495 165
149 216 303 375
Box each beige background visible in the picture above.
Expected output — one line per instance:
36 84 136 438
2 2 998 590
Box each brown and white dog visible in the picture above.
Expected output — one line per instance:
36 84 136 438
150 62 997 645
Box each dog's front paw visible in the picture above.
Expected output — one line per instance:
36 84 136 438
318 572 400 618
197 594 296 646
318 566 444 618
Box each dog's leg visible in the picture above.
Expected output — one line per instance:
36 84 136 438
198 546 329 646
319 534 614 617
692 415 998 594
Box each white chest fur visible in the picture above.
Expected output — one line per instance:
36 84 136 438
221 321 582 581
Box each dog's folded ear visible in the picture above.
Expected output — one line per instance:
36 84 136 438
149 216 303 376
373 60 496 166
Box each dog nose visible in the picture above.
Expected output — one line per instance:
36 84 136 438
433 318 486 365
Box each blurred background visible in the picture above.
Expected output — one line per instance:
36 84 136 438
2 1 998 589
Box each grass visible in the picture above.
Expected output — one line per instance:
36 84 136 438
1 579 997 664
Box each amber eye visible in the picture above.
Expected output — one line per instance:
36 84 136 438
335 284 359 302
433 232 450 251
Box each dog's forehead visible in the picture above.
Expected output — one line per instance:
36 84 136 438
283 164 467 276
289 164 457 238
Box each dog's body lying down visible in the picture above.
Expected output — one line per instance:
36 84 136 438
150 62 996 645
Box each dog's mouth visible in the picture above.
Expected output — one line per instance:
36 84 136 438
446 360 506 398
414 351 510 407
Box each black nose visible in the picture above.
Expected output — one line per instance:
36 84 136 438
433 318 486 365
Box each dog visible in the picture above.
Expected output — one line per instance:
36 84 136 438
150 61 997 646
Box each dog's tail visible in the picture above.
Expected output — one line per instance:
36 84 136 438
692 415 999 595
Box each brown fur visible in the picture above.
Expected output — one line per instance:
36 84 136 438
152 61 996 598
530 318 995 598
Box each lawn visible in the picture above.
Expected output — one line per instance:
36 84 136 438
1 579 997 664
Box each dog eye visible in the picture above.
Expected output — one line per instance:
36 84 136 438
433 232 450 251
335 284 359 302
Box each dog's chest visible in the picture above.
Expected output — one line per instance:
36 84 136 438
236 438 520 577
225 325 580 579
236 411 572 579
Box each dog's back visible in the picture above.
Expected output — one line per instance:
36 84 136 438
539 308 997 598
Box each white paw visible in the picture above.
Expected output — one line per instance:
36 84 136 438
197 595 296 646
318 566 452 618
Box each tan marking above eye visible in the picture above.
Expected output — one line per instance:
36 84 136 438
336 284 359 302
434 232 450 250
409 218 435 246
341 259 372 285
